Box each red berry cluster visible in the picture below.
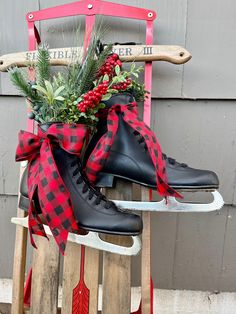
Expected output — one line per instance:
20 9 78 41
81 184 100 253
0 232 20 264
98 53 122 77
77 81 109 113
112 78 132 91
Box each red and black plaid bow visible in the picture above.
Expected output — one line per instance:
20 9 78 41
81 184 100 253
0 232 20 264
15 123 88 254
85 103 182 199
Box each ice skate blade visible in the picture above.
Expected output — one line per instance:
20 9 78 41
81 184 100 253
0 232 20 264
113 191 224 212
11 217 141 256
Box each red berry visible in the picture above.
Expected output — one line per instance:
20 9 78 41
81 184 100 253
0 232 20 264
112 53 119 60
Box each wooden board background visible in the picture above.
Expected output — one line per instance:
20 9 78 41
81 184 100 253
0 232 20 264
1 0 236 293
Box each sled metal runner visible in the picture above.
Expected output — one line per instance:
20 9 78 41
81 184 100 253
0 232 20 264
113 190 224 212
11 216 142 256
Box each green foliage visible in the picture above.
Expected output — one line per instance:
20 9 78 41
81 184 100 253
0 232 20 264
37 45 50 87
105 62 149 102
8 31 147 125
32 81 65 105
9 67 40 102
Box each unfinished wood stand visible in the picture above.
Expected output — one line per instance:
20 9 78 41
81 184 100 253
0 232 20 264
9 1 191 313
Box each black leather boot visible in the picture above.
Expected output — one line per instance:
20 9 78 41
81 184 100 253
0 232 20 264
19 128 142 236
83 93 219 191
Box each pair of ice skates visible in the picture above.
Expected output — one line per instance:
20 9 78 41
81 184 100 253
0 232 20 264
13 92 224 256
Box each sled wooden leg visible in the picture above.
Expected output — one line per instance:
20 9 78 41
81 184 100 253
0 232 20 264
31 236 60 314
141 188 151 314
102 181 132 314
61 243 99 314
11 164 28 314
11 209 28 314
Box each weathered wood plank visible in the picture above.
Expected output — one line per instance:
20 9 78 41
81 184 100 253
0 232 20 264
31 236 60 314
61 242 81 313
102 181 132 314
11 165 28 314
84 248 100 314
61 243 99 314
141 188 151 314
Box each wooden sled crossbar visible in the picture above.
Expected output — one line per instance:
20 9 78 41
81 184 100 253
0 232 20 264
0 45 191 72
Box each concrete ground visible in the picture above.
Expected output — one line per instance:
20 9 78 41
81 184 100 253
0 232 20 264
1 279 236 313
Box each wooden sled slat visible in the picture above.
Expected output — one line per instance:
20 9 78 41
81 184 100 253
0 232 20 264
102 180 133 314
11 164 28 314
61 243 99 314
30 236 60 314
141 188 151 314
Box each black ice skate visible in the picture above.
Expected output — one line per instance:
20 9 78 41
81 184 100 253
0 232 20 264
83 93 224 212
13 123 142 256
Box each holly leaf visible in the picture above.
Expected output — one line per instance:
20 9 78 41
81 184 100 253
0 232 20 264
132 73 139 78
115 65 121 76
102 93 112 101
103 74 109 82
108 89 119 94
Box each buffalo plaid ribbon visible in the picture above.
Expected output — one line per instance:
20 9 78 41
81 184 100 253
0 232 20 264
85 103 182 199
15 123 88 254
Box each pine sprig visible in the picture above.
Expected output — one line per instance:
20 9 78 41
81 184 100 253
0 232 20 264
79 58 97 95
37 45 50 87
9 68 40 102
77 40 110 95
64 63 82 96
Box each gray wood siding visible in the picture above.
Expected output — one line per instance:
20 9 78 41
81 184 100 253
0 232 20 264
1 0 236 292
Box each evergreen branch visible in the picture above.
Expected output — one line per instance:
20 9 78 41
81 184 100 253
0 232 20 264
9 67 40 101
37 45 50 87
79 58 97 94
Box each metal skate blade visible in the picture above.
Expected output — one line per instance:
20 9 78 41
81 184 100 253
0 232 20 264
113 190 224 212
11 217 141 256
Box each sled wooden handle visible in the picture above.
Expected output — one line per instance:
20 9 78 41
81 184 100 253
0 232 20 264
0 45 191 72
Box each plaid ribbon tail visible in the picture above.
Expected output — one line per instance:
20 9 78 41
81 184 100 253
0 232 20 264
37 139 78 254
85 103 182 199
27 159 49 249
86 110 119 182
28 201 49 249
